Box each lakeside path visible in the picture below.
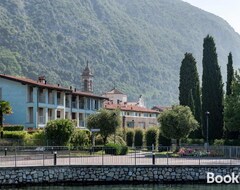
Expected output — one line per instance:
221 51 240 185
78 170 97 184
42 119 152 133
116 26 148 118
0 152 239 167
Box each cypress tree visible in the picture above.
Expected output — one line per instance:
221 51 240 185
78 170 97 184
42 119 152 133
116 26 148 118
179 53 202 129
202 35 224 141
226 52 234 96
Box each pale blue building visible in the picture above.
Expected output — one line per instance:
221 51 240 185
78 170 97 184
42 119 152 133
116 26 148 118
0 65 106 129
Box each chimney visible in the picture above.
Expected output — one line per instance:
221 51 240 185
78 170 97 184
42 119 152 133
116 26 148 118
57 84 60 87
74 88 77 92
38 76 46 84
70 86 72 90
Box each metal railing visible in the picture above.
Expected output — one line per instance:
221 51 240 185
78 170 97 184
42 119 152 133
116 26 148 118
0 145 240 168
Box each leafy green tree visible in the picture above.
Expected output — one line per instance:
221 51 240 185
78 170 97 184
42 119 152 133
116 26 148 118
202 35 224 140
0 100 13 138
179 53 202 137
224 71 240 133
45 119 75 146
158 105 199 148
87 109 121 145
226 52 234 96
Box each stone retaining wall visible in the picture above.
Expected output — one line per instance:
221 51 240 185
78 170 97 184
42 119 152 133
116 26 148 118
0 165 240 185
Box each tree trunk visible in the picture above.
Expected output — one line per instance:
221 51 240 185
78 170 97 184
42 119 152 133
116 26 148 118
176 139 180 152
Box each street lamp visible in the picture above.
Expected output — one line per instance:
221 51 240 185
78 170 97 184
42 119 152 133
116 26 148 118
205 111 210 148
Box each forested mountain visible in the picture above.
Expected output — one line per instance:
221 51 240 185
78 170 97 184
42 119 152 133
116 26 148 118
0 0 240 106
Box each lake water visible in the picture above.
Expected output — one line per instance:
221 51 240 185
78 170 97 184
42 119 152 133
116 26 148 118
4 184 239 190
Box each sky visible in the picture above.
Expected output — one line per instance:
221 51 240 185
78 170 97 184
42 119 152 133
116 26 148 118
182 0 240 35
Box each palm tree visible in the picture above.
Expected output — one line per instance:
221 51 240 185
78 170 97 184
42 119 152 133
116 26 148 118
0 100 13 138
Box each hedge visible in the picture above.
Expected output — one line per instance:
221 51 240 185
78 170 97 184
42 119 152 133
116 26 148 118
3 131 27 140
134 128 144 148
145 127 159 149
105 143 128 155
126 129 134 147
3 125 24 131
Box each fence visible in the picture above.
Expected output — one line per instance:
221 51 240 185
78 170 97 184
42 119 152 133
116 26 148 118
0 146 240 168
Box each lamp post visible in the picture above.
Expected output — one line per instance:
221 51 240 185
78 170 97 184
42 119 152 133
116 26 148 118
205 111 210 149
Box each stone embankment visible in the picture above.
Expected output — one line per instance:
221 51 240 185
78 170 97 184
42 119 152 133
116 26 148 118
0 165 239 185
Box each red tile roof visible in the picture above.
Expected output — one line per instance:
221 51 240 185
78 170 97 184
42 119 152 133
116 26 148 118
104 103 160 114
152 106 171 112
0 74 71 91
0 74 107 99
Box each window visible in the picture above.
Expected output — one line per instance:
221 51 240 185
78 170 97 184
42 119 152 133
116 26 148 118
86 98 91 110
28 107 33 123
27 86 33 102
79 97 84 109
57 110 61 118
94 99 99 110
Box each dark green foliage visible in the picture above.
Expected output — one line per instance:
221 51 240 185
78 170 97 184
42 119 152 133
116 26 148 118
0 1 240 106
3 125 24 131
179 53 202 135
158 131 171 146
105 143 128 155
202 35 224 140
158 105 199 147
126 129 134 147
145 127 159 149
134 128 144 148
87 109 121 145
70 129 90 147
0 100 12 138
224 71 240 133
181 138 205 145
214 139 240 146
45 119 75 146
226 52 234 96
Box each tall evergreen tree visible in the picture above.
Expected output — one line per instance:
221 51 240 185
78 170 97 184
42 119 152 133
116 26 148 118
179 53 202 131
202 35 224 140
226 52 234 96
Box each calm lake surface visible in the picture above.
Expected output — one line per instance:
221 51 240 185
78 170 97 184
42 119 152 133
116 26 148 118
4 184 240 190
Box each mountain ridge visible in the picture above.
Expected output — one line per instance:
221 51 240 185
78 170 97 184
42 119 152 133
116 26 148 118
0 0 240 106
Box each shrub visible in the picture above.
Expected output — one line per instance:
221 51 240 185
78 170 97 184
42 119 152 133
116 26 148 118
145 127 159 149
134 128 144 148
95 135 104 145
45 119 75 146
105 143 128 155
126 129 134 147
25 130 46 146
214 139 240 146
3 125 24 131
107 135 126 146
3 131 27 140
70 129 90 147
185 138 205 145
105 143 121 155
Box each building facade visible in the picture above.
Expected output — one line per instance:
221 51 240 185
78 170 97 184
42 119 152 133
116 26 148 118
0 65 106 129
103 88 159 129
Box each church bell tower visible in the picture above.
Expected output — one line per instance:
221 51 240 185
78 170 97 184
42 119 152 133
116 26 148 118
81 61 93 93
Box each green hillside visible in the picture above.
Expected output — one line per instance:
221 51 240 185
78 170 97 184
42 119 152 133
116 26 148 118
0 0 240 106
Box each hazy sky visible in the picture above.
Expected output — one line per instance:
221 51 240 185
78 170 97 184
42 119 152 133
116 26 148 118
182 0 240 35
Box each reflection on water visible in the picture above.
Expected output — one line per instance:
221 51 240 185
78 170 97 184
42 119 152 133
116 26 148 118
4 184 239 190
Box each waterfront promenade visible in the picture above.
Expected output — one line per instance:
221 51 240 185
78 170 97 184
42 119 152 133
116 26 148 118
0 148 239 167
